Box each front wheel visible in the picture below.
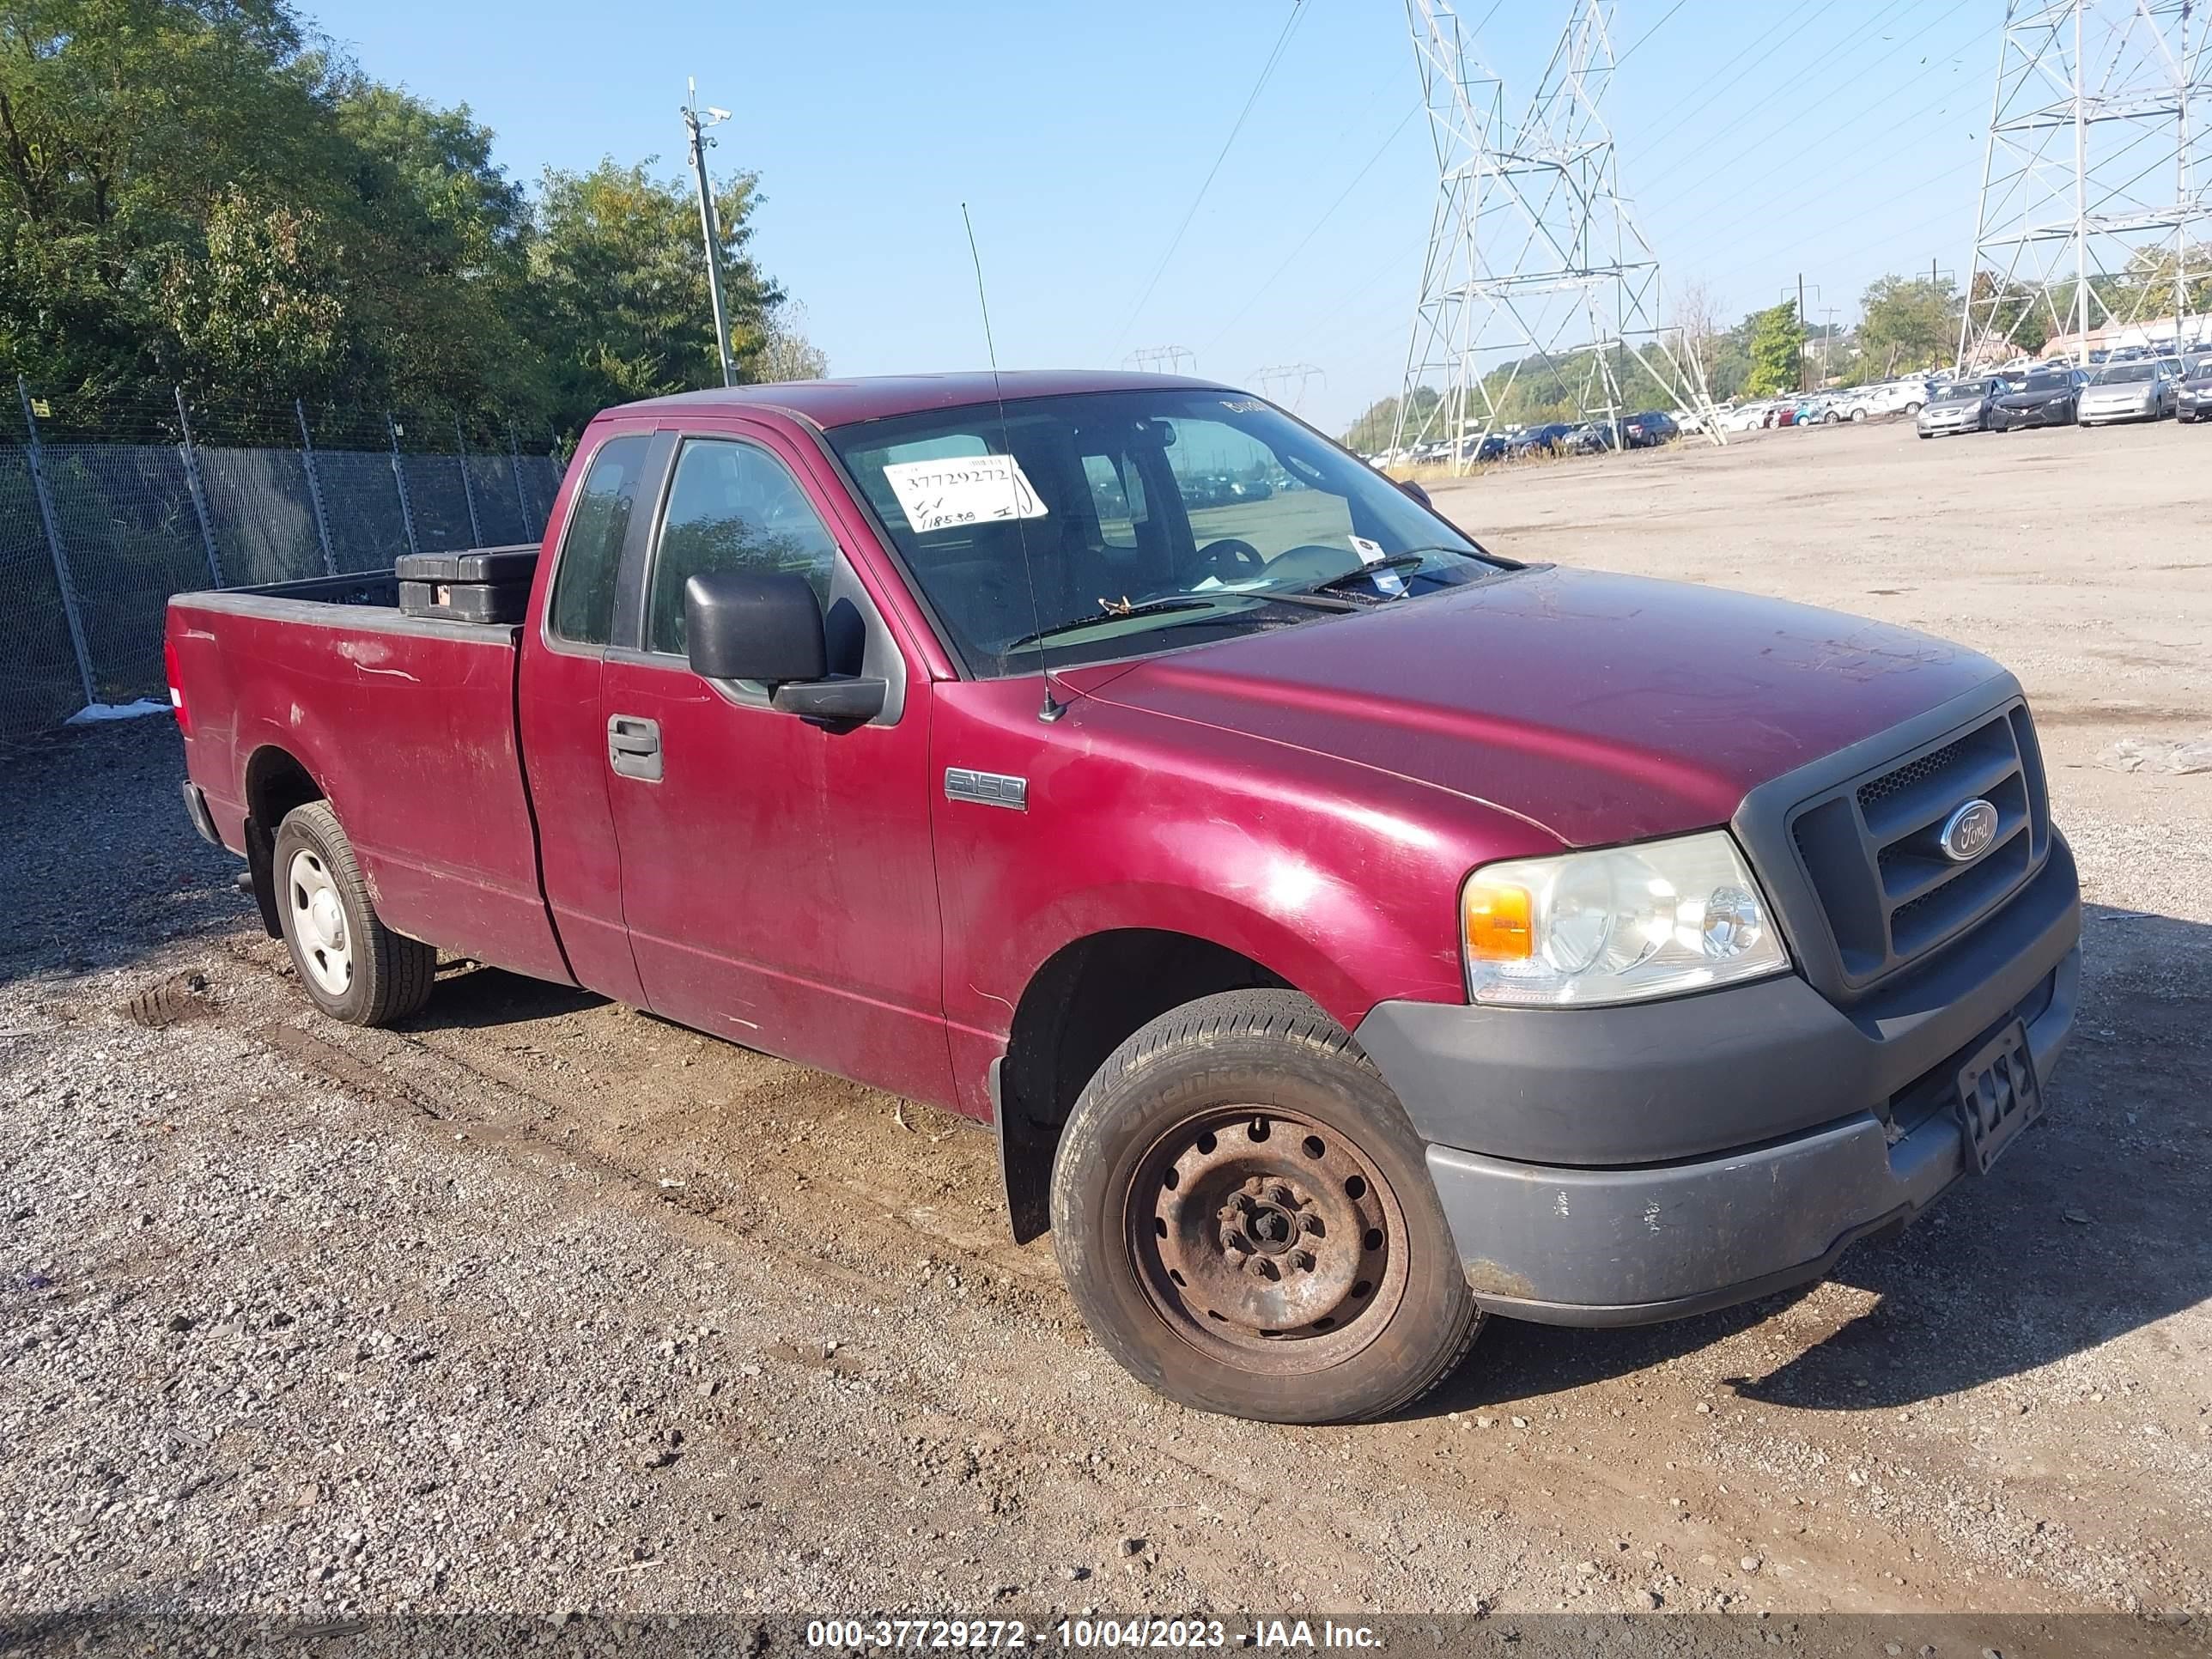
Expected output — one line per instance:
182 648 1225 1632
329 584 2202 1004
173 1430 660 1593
1049 990 1482 1423
1850 409 1868 422
272 801 436 1026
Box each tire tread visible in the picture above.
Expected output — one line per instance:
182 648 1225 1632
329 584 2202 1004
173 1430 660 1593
277 801 435 1027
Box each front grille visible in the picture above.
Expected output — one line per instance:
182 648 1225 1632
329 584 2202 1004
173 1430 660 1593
1785 704 2050 987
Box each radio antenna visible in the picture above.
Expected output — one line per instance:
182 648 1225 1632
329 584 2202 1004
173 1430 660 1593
962 202 1066 723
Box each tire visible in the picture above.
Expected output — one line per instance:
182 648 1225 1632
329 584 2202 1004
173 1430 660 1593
1917 429 1930 440
1905 401 1923 415
272 801 436 1027
1049 989 1483 1424
1850 409 1867 422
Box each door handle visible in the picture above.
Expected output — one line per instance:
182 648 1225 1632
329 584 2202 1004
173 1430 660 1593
607 714 662 781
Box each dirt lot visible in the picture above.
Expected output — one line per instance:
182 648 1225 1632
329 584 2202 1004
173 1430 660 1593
2 415 2208 1632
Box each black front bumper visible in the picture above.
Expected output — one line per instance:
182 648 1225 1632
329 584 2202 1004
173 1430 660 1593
1353 835 2081 1327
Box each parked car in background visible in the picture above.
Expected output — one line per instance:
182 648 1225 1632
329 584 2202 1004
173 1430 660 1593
1623 410 1679 447
2077 359 2179 426
1721 401 1774 433
1986 367 2089 431
1559 421 1620 454
1508 421 1576 458
1917 375 2014 438
2176 358 2212 422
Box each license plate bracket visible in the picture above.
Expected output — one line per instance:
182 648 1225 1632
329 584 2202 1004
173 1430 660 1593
1954 1018 2041 1176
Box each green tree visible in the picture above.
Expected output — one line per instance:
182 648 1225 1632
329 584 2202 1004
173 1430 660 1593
1340 386 1439 452
528 158 781 428
1742 301 1806 397
0 0 808 438
155 186 346 403
1857 275 1956 377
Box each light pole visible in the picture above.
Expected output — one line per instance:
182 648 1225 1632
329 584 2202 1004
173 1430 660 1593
683 79 737 388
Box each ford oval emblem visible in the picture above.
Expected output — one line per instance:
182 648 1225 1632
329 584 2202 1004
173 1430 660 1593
1939 799 2000 863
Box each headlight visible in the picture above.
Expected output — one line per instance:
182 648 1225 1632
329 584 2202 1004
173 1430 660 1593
1461 830 1790 1006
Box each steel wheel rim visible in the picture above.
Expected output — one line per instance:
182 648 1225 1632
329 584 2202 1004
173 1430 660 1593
287 848 353 997
1125 1106 1409 1375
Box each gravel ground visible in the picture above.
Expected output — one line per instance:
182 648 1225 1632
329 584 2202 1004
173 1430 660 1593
1 416 2208 1633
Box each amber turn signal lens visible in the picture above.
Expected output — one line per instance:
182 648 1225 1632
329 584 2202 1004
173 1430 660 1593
1463 878 1534 961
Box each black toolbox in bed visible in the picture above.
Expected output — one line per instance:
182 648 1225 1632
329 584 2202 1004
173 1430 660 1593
395 544 539 623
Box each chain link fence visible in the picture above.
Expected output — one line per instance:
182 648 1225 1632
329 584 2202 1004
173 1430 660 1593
1 384 566 745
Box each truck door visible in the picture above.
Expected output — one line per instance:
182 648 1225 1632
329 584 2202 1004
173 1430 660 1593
516 426 668 1006
596 425 951 1105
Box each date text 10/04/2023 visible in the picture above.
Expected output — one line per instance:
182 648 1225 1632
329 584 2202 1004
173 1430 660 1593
803 1618 1382 1650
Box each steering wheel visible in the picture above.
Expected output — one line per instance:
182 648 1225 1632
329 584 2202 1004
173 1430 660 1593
1259 543 1375 585
1194 538 1267 580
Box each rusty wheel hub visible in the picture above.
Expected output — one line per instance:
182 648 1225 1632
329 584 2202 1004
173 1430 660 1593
1128 1109 1407 1374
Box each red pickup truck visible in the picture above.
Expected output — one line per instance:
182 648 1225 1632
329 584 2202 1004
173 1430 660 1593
168 372 2080 1424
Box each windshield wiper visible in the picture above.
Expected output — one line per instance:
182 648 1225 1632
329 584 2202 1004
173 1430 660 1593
1007 587 1361 649
1299 552 1431 597
1009 596 1219 648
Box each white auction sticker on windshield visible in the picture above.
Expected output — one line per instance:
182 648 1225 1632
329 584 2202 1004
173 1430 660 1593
881 455 1048 535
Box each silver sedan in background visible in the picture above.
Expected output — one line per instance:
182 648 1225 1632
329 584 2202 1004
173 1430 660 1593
2077 358 2181 426
1916 375 2014 437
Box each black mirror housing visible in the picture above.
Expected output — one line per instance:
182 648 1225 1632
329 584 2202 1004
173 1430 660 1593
684 571 828 684
1398 478 1433 509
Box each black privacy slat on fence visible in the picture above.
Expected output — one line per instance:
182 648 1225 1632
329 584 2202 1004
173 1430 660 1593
402 454 475 555
465 454 528 546
0 449 86 739
42 443 218 706
198 447 325 588
315 451 416 574
2 392 564 742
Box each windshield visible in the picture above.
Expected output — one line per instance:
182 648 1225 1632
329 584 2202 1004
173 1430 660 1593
2094 364 2154 384
829 389 1501 676
2019 374 2071 392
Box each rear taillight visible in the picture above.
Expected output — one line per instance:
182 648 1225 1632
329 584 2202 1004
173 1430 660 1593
165 637 190 737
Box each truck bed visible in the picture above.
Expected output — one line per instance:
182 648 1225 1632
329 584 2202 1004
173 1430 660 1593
167 570 571 985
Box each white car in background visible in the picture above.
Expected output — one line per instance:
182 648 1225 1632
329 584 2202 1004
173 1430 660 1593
1719 400 1775 433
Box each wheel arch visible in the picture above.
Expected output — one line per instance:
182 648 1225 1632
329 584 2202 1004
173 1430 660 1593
240 743 327 938
994 926 1302 1244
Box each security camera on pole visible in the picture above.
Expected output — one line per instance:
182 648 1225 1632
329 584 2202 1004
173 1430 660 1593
684 78 738 389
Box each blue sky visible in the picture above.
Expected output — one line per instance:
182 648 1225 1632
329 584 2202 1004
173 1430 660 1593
311 0 1999 430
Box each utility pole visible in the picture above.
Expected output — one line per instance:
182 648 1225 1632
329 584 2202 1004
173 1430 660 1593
683 78 738 388
1798 274 1808 392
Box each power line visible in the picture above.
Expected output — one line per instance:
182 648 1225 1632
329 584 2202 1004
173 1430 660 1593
1200 98 1425 355
1109 1 1311 358
1615 0 1688 66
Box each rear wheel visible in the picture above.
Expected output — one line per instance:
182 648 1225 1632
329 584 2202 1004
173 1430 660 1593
1049 990 1482 1423
272 802 435 1027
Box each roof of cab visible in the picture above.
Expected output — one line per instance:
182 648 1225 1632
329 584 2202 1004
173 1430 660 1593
608 369 1228 430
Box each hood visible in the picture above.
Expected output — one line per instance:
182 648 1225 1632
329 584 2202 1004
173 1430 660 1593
1088 566 2007 848
1929 389 1987 407
1996 384 2073 405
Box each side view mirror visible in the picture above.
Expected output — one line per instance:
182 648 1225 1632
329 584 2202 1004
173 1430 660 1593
1398 478 1433 509
684 570 886 725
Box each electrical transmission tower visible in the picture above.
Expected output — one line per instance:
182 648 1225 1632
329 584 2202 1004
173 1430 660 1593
1126 346 1198 376
1253 362 1326 411
1960 0 2210 366
1389 0 1721 473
